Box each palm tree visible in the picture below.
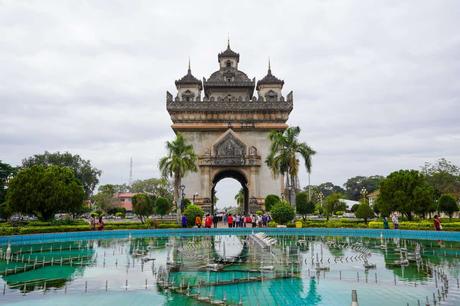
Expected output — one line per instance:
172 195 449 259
234 188 245 214
266 126 316 205
159 133 197 222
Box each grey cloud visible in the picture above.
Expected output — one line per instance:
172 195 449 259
1 0 459 206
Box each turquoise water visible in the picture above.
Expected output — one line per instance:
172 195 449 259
1 232 460 306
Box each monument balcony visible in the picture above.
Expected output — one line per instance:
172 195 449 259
198 154 261 167
166 99 293 113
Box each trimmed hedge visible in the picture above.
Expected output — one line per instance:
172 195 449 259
369 220 460 231
0 221 182 236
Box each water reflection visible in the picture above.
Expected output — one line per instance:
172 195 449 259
0 234 459 306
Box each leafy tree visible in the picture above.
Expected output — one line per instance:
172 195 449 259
343 175 384 200
270 201 296 225
132 194 154 223
413 185 435 218
310 182 345 198
378 170 434 220
266 126 316 204
421 158 460 198
264 194 280 212
22 151 101 198
314 203 324 215
355 202 374 223
351 204 360 213
296 191 314 218
183 204 204 227
0 161 18 205
107 207 126 217
183 198 191 209
324 192 345 220
6 165 85 221
155 196 171 219
131 178 173 202
91 184 118 212
159 133 197 223
438 194 459 220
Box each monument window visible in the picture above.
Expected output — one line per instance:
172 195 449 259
265 90 278 102
226 60 232 67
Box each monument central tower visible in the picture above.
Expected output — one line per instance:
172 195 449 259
166 42 293 213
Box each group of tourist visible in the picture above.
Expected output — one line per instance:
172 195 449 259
224 213 271 228
180 212 272 229
382 213 442 231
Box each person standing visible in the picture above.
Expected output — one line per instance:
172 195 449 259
98 216 104 231
251 215 257 228
227 214 233 228
181 215 188 228
213 214 218 228
235 215 240 228
205 214 212 228
383 216 389 229
434 215 442 231
195 215 202 228
262 214 268 227
391 213 399 230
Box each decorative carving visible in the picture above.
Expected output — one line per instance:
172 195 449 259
212 132 247 166
182 90 195 102
214 133 246 157
248 146 257 156
287 91 293 101
265 90 278 102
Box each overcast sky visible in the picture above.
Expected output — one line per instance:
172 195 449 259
1 0 459 208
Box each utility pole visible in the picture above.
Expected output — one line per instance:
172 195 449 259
129 157 133 187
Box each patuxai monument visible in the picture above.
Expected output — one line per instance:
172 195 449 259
166 42 293 214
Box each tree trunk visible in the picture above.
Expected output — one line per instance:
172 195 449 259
174 175 181 224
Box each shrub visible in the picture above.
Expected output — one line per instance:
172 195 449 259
438 194 459 219
132 194 154 223
183 204 204 227
270 201 295 225
296 192 315 218
145 219 159 229
157 223 181 229
355 203 374 223
264 194 280 212
351 204 360 213
268 221 278 228
155 197 171 219
256 210 263 216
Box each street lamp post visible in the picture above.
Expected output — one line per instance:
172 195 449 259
192 192 198 204
360 187 367 204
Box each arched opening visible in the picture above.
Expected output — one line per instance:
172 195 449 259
211 170 248 215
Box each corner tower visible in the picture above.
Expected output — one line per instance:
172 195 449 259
166 43 293 213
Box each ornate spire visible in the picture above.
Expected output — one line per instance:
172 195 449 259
175 58 202 89
257 58 284 89
227 33 230 49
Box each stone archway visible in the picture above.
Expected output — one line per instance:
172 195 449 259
166 43 292 215
211 169 249 215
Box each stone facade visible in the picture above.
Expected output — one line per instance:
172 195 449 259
166 43 293 213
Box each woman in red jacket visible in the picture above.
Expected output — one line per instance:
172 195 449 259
205 214 212 228
227 214 233 228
